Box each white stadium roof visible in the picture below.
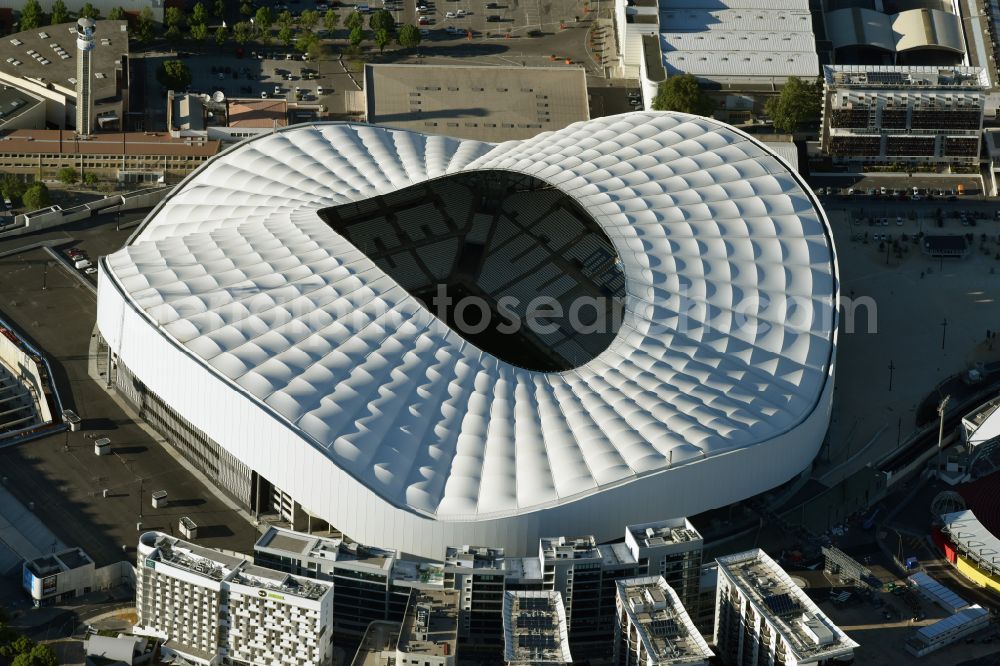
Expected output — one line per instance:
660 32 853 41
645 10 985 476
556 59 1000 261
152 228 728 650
98 113 838 557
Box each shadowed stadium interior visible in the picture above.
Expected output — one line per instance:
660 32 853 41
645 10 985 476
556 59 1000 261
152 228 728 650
318 170 626 372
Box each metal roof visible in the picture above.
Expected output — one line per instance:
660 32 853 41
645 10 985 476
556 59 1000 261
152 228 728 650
658 0 818 80
916 605 988 641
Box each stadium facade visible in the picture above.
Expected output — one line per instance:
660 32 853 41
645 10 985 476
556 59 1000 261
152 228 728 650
97 113 838 559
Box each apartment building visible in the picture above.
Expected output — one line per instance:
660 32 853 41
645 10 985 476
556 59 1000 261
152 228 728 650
714 549 857 666
614 576 713 665
137 531 333 666
395 589 460 666
254 526 425 633
625 519 703 612
822 65 987 167
502 591 572 665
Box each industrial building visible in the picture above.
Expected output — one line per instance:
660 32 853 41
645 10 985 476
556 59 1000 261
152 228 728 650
616 0 819 103
714 549 857 665
821 65 987 167
364 64 590 142
613 576 713 665
96 113 837 561
0 20 129 131
136 531 334 665
825 7 966 66
502 591 573 665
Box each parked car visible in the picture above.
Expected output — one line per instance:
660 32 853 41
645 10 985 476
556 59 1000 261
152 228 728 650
85 267 97 275
74 259 91 270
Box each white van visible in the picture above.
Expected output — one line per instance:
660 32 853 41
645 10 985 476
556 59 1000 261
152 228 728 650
74 258 91 270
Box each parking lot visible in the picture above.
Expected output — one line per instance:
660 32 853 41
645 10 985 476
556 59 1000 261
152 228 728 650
0 213 262 567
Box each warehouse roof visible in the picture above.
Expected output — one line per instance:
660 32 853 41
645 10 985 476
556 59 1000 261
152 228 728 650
658 0 818 81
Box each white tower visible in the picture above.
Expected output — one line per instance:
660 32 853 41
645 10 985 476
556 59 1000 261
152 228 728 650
75 18 96 136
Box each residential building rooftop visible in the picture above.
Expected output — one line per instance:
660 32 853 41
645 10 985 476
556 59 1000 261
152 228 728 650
397 588 459 659
503 591 572 665
716 549 858 662
617 576 713 664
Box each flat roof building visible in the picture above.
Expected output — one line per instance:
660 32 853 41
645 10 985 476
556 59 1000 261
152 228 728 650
625 519 703 612
0 85 45 130
714 549 857 666
614 576 713 665
822 65 987 167
905 605 989 657
137 531 333 666
396 588 459 666
0 129 221 184
364 64 589 141
22 547 95 606
0 20 128 131
503 591 572 665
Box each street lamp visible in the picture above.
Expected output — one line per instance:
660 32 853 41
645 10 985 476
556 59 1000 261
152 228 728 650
936 395 951 476
888 359 895 391
940 318 948 350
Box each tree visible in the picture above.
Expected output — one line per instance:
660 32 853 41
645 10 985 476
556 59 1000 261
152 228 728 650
295 31 319 54
397 23 420 48
651 74 713 116
298 9 318 30
349 25 364 46
374 27 389 52
323 9 338 32
57 166 78 184
136 7 155 42
765 76 821 134
164 25 183 43
277 24 294 45
254 6 273 31
164 6 184 30
232 21 253 44
50 0 69 25
344 10 363 31
214 25 227 45
213 0 225 19
22 183 50 210
239 1 253 16
78 2 98 18
84 172 98 187
12 644 58 666
19 0 45 29
190 22 208 41
156 59 191 90
369 9 394 34
277 9 294 28
7 635 34 657
106 6 125 20
0 175 25 203
192 2 207 25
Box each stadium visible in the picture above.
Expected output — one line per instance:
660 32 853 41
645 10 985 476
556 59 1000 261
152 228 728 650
96 112 838 559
